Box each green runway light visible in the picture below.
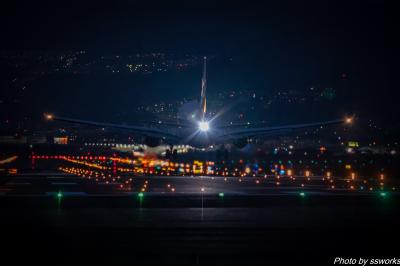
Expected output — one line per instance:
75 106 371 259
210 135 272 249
299 192 306 197
138 192 144 198
219 192 224 197
380 192 387 197
57 191 63 198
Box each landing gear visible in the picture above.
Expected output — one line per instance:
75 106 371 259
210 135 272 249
165 149 172 159
216 145 229 163
165 145 178 161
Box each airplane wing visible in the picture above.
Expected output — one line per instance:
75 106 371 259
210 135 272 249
215 121 270 129
216 118 352 140
45 114 180 140
139 120 193 128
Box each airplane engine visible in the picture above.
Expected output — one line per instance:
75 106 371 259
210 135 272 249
233 138 248 149
144 136 162 147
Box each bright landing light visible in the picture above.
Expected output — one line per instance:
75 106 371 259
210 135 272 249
199 121 210 132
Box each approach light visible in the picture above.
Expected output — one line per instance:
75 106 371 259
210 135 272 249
198 121 210 132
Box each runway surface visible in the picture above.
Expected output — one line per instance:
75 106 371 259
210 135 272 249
1 173 399 265
1 172 393 195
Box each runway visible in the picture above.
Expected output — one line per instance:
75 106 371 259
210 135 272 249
1 172 399 265
1 172 394 196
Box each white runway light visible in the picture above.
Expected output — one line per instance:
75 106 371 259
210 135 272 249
199 121 210 132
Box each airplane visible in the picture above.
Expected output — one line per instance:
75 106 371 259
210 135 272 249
45 56 353 150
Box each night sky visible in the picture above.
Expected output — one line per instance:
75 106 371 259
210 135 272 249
1 1 387 53
0 0 394 130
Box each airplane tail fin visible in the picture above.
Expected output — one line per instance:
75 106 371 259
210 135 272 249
200 56 207 120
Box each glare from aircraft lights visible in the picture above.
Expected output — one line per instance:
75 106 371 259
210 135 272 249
45 114 53 120
198 121 210 132
345 117 353 124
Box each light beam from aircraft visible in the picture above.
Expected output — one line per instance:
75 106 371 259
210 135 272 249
198 121 210 132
